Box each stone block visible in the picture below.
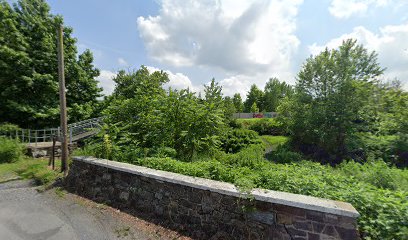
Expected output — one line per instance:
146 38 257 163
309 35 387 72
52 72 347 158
322 225 338 238
313 222 325 233
306 210 325 222
286 226 307 237
277 213 293 225
293 220 312 231
119 191 129 201
335 226 359 240
308 232 321 240
247 211 275 225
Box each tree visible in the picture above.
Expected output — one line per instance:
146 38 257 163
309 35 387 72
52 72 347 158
106 66 169 148
0 0 102 128
244 84 263 112
263 78 293 112
250 102 259 113
288 39 384 163
204 78 223 107
104 67 227 161
232 93 244 112
223 96 236 122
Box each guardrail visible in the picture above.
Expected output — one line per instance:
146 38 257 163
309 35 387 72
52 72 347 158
0 117 103 144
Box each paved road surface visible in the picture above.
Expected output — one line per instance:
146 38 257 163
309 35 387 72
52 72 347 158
0 180 189 240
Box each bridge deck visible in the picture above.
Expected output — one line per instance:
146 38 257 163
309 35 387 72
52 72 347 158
26 130 98 149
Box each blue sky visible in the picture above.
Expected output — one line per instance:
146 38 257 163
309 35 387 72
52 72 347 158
47 0 408 97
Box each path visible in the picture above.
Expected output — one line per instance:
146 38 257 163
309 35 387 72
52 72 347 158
0 180 191 240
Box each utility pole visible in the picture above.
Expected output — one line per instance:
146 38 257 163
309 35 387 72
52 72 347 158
57 24 68 175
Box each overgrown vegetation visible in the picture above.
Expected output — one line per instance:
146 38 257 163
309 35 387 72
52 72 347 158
278 39 407 166
75 40 408 239
236 118 285 135
75 144 408 239
0 158 62 185
0 137 24 163
0 2 406 236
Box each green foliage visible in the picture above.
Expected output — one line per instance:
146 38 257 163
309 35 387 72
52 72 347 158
286 39 384 163
269 144 303 164
244 84 264 112
0 137 24 163
101 68 228 161
223 96 236 124
260 135 289 146
232 93 244 112
0 123 20 134
348 133 408 167
263 78 293 112
338 160 408 191
220 129 262 153
237 118 284 135
250 102 259 113
0 0 102 128
77 142 408 239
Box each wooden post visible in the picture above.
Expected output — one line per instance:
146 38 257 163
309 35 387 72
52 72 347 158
57 24 68 175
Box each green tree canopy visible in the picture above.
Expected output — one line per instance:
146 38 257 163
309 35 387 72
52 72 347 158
244 84 264 112
263 77 293 112
0 0 102 128
286 39 384 163
104 67 227 161
250 102 259 113
232 93 244 112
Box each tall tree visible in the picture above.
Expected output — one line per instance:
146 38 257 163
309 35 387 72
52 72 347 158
204 78 223 107
232 93 244 112
244 84 264 112
286 39 384 163
263 78 293 112
0 0 102 128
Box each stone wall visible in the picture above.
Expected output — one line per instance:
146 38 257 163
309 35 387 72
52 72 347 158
65 157 360 240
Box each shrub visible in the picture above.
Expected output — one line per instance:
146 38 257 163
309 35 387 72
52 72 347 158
220 144 265 168
269 144 302 163
0 137 24 163
349 133 408 167
338 160 408 191
220 129 262 153
0 123 20 134
237 118 284 135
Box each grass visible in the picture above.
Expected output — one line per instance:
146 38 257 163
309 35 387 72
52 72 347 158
0 157 63 186
261 135 288 147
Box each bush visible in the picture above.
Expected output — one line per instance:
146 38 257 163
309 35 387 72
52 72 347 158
0 137 24 163
338 160 408 191
237 118 284 135
219 144 265 168
269 144 302 163
0 123 20 134
220 129 262 153
349 133 408 167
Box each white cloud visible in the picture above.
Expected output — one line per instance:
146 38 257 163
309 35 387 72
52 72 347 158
97 70 116 96
308 24 408 90
146 66 199 92
118 58 128 67
329 0 392 19
137 0 303 92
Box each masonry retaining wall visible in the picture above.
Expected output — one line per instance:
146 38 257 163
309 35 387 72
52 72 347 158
65 156 360 240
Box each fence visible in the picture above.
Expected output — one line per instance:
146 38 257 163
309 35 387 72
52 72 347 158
0 117 103 144
233 112 278 119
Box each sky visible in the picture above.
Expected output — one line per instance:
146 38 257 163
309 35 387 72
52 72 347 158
47 0 408 97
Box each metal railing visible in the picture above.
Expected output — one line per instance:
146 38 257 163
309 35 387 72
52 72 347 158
0 117 103 145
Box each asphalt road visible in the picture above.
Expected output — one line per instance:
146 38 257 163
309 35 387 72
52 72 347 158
0 180 188 240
